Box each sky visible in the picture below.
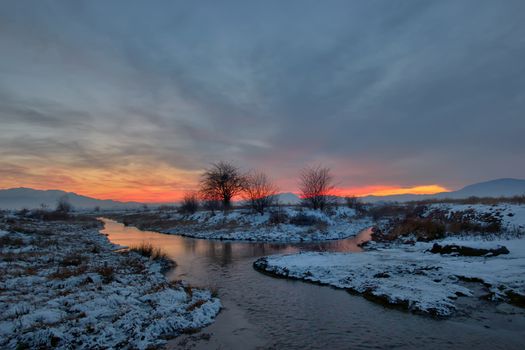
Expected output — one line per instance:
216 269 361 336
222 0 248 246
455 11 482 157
1 0 524 202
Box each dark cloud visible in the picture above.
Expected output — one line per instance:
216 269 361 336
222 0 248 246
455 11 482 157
0 0 524 192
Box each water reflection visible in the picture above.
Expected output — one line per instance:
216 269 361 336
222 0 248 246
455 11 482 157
101 218 372 268
99 218 524 350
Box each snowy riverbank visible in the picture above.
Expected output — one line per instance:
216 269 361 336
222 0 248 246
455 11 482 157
109 206 372 242
0 214 220 349
255 204 525 316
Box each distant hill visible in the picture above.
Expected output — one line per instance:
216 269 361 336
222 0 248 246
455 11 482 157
439 178 525 198
2 178 524 210
0 188 144 210
361 178 525 203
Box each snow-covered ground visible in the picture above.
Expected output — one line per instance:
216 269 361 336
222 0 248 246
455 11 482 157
0 216 220 349
255 204 525 316
112 206 372 242
424 202 525 235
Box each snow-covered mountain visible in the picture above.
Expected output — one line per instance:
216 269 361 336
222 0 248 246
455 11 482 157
0 188 144 210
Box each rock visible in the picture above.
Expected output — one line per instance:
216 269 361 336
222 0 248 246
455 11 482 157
428 243 509 257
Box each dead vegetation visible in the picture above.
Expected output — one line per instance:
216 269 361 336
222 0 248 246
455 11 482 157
371 204 506 242
411 195 525 206
0 212 218 349
130 242 170 262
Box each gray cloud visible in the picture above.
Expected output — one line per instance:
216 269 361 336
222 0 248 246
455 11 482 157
0 0 524 192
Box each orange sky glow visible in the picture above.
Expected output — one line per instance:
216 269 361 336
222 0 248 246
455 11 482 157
0 162 450 202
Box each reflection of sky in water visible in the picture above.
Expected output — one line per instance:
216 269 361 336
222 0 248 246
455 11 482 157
101 218 371 262
100 218 525 350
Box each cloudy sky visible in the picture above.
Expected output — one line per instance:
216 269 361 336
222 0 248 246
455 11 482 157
1 0 524 202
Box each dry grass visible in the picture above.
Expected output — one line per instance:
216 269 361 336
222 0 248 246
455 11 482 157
49 266 88 279
378 207 504 242
95 266 115 283
289 213 327 226
412 195 525 205
186 299 206 312
130 242 169 261
0 235 25 247
60 253 86 267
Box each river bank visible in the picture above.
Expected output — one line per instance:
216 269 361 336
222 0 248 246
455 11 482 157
0 213 220 349
107 206 372 242
254 203 525 317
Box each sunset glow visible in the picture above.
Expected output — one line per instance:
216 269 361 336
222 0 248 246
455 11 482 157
0 163 450 203
334 185 450 198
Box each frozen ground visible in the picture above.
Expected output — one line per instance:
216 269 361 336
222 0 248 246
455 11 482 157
255 204 525 316
111 206 372 242
0 215 220 349
425 202 525 235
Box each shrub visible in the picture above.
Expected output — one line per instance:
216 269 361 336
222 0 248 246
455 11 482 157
345 196 366 215
95 266 115 283
268 209 289 225
55 196 73 214
290 213 326 226
178 192 199 214
390 218 446 241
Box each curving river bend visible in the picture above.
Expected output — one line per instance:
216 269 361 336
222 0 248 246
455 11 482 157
100 218 524 350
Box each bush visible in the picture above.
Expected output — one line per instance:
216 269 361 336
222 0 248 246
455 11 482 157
268 209 289 225
345 196 366 215
390 218 446 241
55 196 73 214
95 265 115 283
178 193 199 214
289 213 326 226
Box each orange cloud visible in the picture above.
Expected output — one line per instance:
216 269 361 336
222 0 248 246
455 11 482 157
1 158 450 203
0 162 201 203
333 184 449 197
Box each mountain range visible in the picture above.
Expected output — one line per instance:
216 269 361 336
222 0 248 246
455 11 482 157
0 188 143 210
1 178 524 210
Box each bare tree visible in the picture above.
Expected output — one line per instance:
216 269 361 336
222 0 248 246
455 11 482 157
199 161 246 210
179 192 199 214
243 170 278 215
55 195 72 214
298 165 334 210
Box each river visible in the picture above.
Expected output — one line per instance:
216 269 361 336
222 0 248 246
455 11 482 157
100 218 524 349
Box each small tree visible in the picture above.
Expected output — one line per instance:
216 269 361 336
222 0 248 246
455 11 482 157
179 192 199 214
243 171 278 215
55 195 72 214
199 161 246 210
298 165 334 210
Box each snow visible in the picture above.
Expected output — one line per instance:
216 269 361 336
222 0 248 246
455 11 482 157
114 206 372 242
255 204 525 316
0 217 221 349
426 203 525 235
